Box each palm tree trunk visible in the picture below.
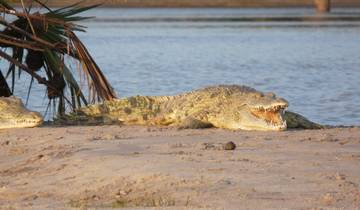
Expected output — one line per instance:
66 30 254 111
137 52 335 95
315 0 331 13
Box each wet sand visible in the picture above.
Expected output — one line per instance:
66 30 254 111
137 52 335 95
0 126 360 209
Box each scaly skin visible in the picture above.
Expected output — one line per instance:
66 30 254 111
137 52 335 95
69 85 323 131
0 96 43 129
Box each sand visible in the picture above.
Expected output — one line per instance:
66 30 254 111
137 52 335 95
0 125 360 209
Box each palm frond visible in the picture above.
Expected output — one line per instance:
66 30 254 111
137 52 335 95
0 0 14 10
0 0 117 117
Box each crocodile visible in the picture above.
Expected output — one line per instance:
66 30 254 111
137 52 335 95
0 96 43 129
63 85 322 131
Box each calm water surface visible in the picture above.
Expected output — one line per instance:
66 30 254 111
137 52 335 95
8 8 360 125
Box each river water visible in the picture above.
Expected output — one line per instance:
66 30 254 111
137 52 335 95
6 8 360 125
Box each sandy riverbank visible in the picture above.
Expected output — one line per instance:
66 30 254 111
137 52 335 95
0 126 360 209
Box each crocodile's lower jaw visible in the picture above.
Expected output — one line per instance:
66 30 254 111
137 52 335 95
238 121 287 131
271 120 287 131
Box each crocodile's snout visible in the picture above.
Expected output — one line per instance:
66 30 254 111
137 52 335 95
0 97 44 129
20 111 44 127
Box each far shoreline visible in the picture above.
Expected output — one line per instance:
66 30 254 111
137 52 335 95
8 0 360 8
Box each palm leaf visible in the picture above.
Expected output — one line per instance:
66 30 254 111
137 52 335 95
0 0 117 118
0 0 14 10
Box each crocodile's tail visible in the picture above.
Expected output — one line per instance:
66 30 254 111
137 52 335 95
284 111 325 129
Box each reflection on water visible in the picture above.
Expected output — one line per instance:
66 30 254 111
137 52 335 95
4 8 360 125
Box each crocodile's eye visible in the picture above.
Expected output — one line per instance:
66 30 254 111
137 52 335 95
265 92 276 98
253 93 264 98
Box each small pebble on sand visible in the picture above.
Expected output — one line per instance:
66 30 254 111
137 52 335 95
223 141 236 150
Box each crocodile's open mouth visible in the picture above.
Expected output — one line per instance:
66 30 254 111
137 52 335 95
250 104 287 130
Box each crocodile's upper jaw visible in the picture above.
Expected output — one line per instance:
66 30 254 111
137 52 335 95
0 97 43 129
